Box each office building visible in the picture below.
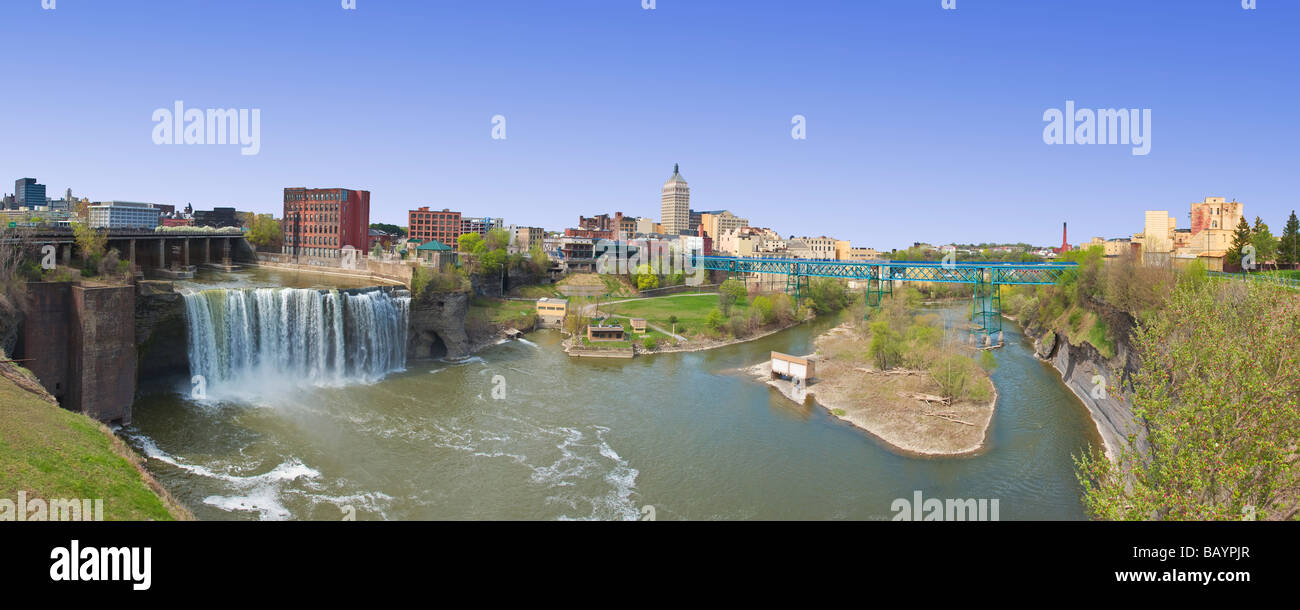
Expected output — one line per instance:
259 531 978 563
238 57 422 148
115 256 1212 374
661 164 690 235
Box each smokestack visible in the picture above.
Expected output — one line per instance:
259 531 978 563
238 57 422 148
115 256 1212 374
1061 222 1069 252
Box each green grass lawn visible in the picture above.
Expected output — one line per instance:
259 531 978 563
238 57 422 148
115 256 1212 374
0 372 183 520
604 293 748 334
469 297 538 325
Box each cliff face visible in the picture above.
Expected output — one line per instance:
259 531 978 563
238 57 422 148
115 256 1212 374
1034 328 1146 461
408 290 471 360
135 281 189 379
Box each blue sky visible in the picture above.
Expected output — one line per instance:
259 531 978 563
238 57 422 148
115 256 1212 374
2 0 1296 250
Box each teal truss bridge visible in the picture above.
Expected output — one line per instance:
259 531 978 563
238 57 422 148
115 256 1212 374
691 256 1078 347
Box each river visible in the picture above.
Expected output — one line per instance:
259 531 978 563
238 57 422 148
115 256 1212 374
124 270 1102 520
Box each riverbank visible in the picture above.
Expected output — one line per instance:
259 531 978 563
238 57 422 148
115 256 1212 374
0 352 192 520
743 320 998 456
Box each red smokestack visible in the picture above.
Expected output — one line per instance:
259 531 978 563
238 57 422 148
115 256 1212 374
1061 222 1069 252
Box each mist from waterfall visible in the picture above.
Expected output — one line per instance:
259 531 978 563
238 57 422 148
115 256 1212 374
182 287 409 394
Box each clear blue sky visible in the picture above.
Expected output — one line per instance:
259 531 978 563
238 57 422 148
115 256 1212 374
3 0 1296 250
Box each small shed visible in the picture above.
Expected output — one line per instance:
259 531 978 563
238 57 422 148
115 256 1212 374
770 351 814 382
587 323 625 342
629 318 647 334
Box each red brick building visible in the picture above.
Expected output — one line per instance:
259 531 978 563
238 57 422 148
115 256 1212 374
409 207 462 247
283 187 370 259
564 227 614 240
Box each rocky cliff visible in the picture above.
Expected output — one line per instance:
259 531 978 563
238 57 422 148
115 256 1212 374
408 289 471 360
1033 327 1146 461
135 280 189 379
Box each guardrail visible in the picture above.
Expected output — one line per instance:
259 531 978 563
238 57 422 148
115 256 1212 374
1209 271 1300 290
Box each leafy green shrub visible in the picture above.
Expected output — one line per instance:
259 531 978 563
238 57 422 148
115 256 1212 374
751 295 774 324
642 336 657 350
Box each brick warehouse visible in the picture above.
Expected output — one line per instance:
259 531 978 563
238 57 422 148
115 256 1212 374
409 207 462 246
282 187 371 259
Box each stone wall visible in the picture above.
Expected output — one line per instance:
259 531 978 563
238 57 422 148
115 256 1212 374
18 282 72 403
69 285 136 424
18 282 136 424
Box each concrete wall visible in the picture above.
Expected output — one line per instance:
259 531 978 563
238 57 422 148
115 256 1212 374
255 252 413 286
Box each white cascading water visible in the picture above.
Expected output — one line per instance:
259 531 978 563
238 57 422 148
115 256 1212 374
183 287 409 390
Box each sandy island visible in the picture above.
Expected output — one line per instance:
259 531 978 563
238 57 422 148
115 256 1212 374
740 321 998 456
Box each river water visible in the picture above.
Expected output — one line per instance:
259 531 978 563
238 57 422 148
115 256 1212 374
125 269 1102 520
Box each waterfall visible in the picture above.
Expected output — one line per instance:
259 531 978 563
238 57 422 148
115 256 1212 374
183 287 409 391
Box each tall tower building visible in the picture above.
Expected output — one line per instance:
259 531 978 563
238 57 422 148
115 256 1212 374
661 163 690 235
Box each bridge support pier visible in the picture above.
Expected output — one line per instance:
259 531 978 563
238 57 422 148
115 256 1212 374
183 238 190 266
158 239 165 268
61 243 71 267
205 238 211 264
128 239 136 266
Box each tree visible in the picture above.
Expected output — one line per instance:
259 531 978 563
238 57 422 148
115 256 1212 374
71 222 107 264
369 223 407 238
868 320 902 370
458 232 484 254
1226 215 1254 269
529 244 550 272
635 264 659 291
1276 211 1299 267
1250 216 1278 268
247 214 282 249
1076 280 1300 520
485 228 511 252
807 277 849 314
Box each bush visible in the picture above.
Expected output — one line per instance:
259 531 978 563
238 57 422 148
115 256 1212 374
930 353 979 400
705 307 726 332
808 278 850 314
978 350 998 373
642 336 657 350
771 293 795 324
751 295 774 324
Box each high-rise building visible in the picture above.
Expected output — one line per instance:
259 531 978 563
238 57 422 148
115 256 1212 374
282 187 371 259
15 178 45 209
661 164 690 235
408 207 462 246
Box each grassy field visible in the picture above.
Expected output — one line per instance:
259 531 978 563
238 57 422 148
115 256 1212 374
469 297 538 325
603 293 747 335
0 369 186 520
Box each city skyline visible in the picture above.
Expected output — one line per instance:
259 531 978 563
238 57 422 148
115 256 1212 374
2 1 1298 250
